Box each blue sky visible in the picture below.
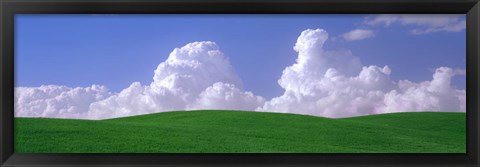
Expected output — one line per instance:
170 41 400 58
15 14 466 100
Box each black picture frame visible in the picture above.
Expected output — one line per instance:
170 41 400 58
1 0 479 166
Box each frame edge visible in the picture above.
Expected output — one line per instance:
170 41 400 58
0 0 15 166
467 1 480 165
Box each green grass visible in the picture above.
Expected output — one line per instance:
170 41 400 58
14 110 465 153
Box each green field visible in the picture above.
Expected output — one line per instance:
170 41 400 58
14 110 465 153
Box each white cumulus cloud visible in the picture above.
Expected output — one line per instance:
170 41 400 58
14 85 111 119
364 14 466 34
381 67 466 113
86 41 263 119
259 28 465 118
188 82 265 111
341 29 375 41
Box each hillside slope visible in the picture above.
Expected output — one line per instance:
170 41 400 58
15 110 466 153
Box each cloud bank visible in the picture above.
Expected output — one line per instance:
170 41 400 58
15 85 111 119
15 28 465 120
364 14 466 34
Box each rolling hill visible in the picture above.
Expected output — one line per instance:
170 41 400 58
14 110 466 153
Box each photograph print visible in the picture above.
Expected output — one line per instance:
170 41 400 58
14 14 466 153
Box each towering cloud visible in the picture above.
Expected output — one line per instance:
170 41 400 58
259 29 465 118
86 41 263 119
150 41 243 95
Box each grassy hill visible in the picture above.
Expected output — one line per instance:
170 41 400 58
14 110 465 153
